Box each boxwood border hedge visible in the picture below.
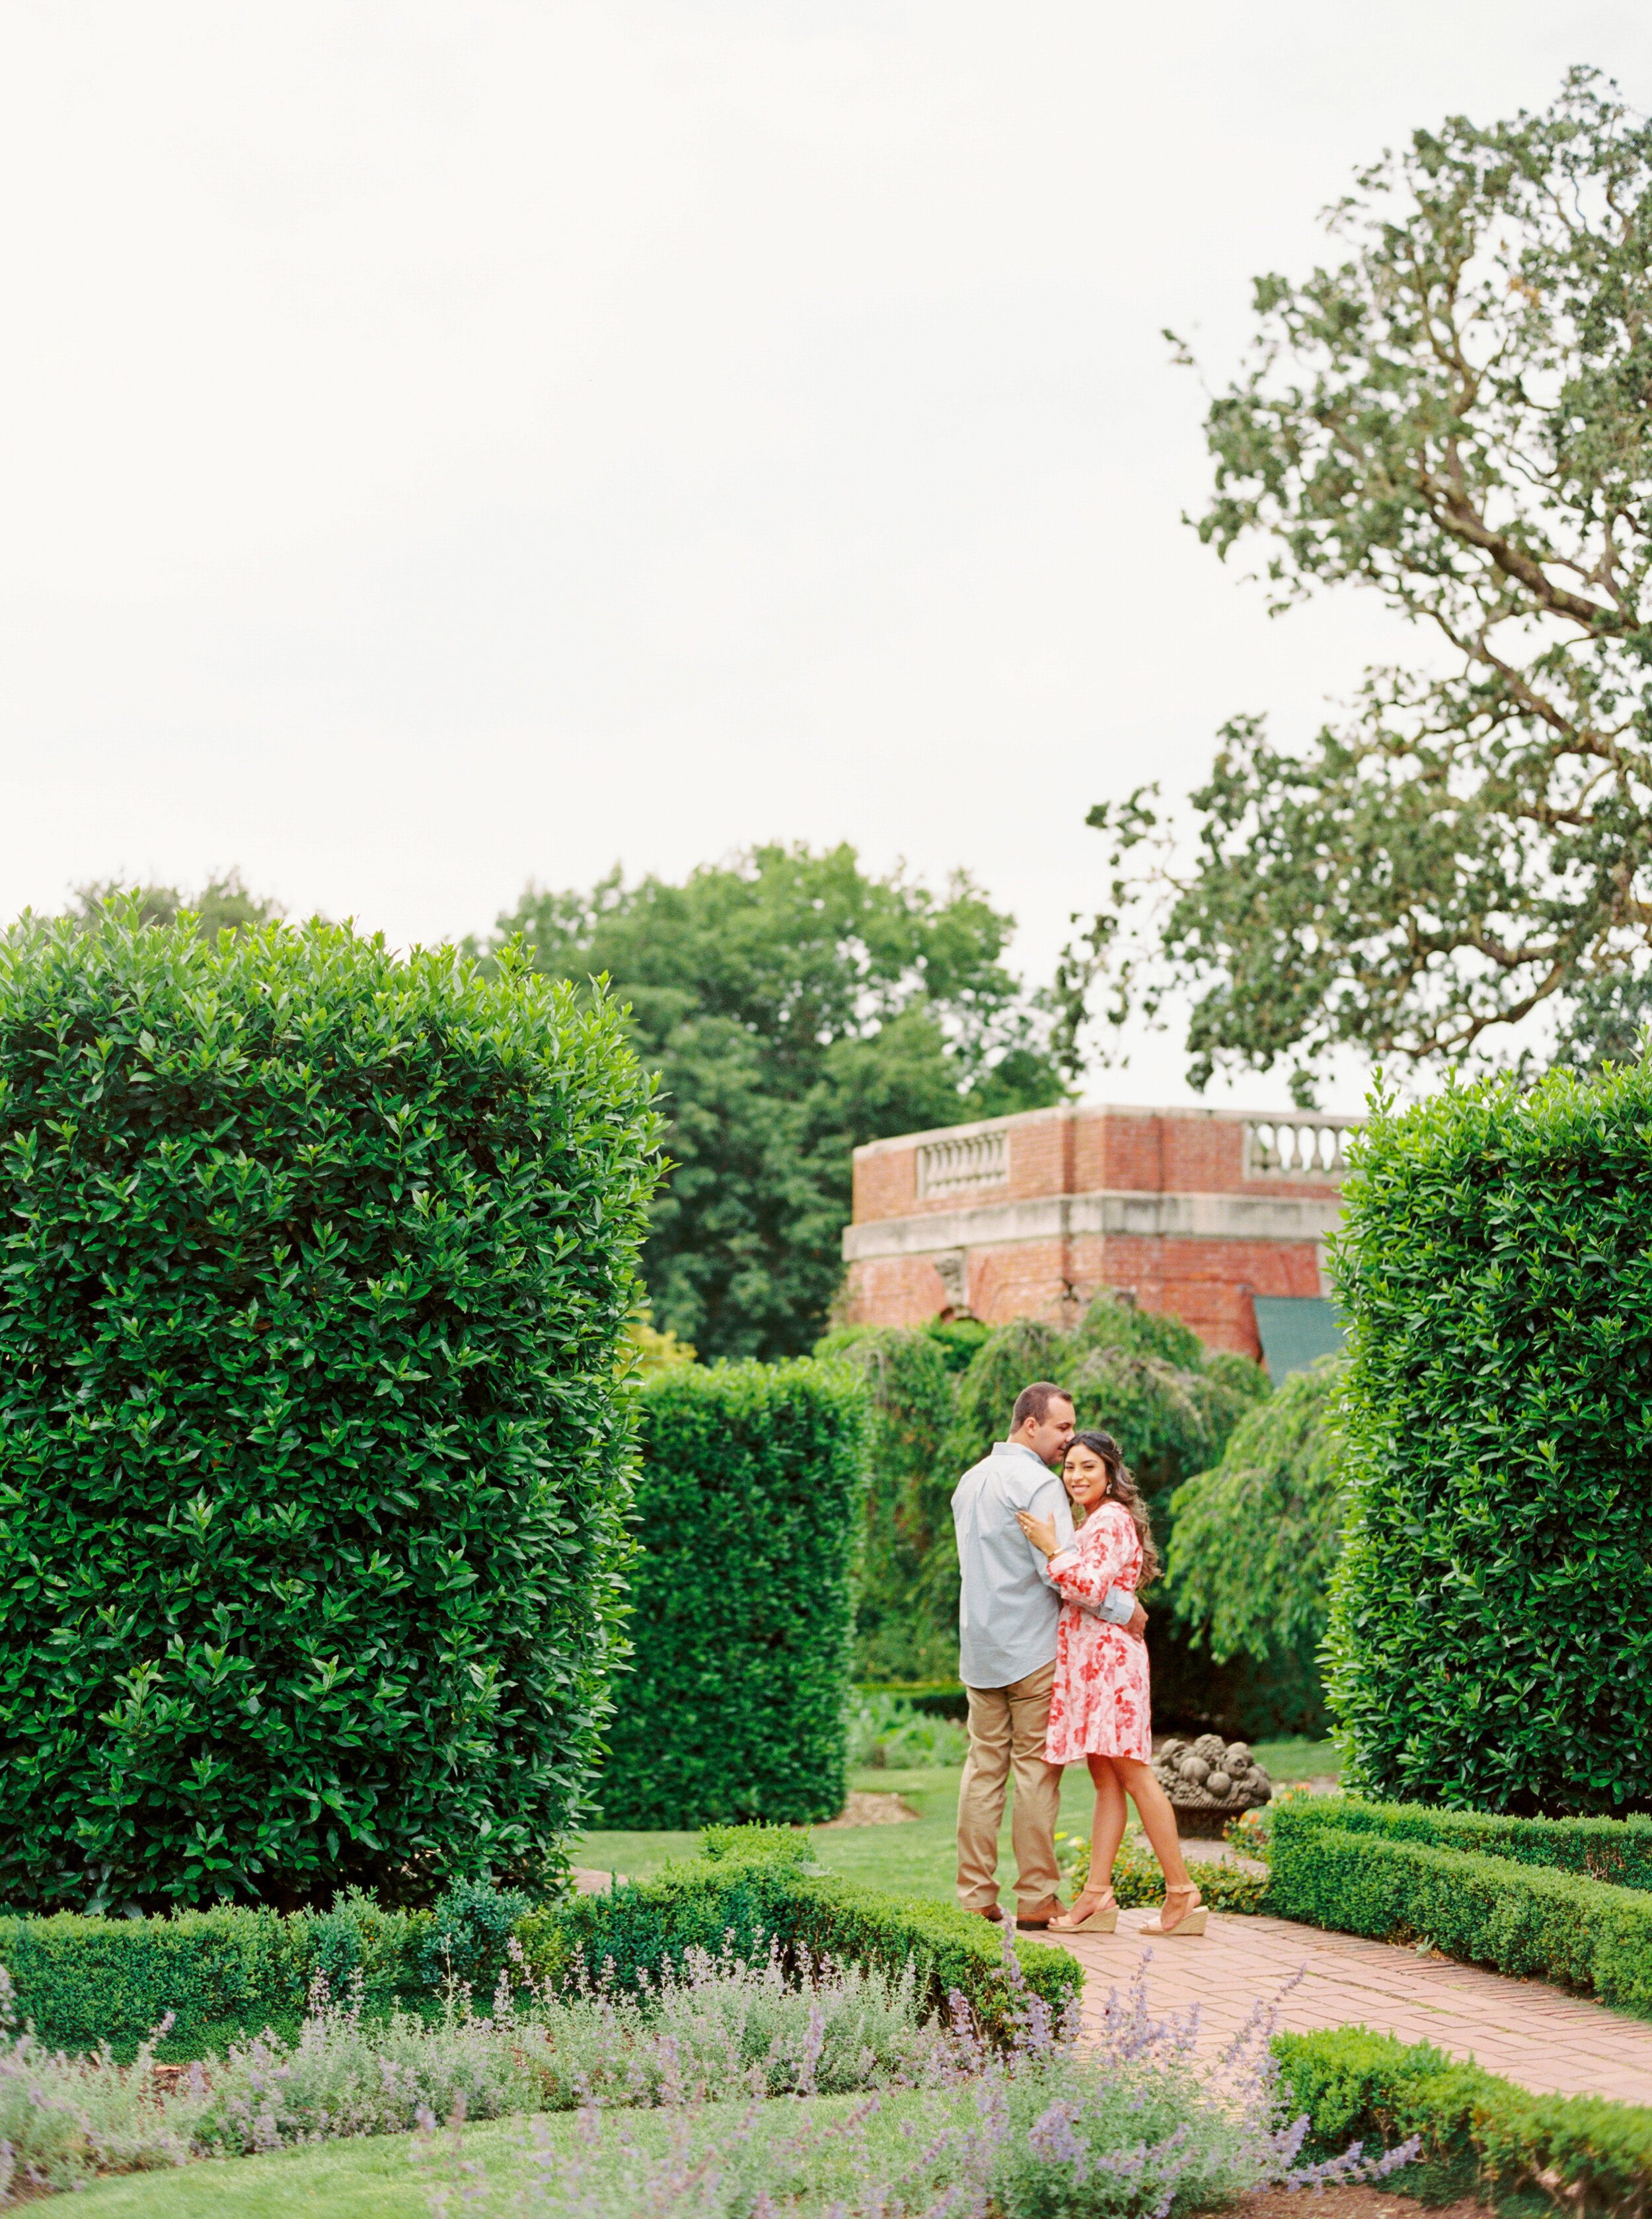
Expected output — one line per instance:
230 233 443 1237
1267 1800 1652 2017
1275 2025 1652 2213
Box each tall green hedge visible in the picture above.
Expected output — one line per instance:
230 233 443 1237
1326 1064 1652 1815
0 913 660 1911
598 1361 867 1828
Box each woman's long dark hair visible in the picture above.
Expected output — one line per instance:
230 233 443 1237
1066 1429 1160 1588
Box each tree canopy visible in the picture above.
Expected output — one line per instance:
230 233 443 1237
486 845 1064 1359
65 870 285 942
1066 71 1652 1102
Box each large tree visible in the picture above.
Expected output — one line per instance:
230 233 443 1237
1066 70 1652 1103
486 845 1063 1358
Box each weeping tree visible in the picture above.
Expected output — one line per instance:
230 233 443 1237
1167 1357 1349 1734
1063 69 1652 1101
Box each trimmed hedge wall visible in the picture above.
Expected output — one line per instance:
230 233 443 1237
1267 1802 1652 2017
548 1826 1082 2043
0 1893 435 2050
598 1362 867 1829
1275 2026 1652 2211
1326 1063 1652 1814
0 914 661 1910
1279 1793 1652 1891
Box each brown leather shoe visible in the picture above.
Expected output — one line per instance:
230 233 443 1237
1014 1897 1065 1930
973 1903 1005 1922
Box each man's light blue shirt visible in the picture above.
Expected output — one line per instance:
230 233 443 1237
951 1440 1135 1689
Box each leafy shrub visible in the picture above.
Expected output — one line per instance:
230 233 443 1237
815 1326 958 1679
0 1887 485 2049
856 1679 969 1721
1275 2024 1652 2212
1266 1807 1652 2015
556 1825 1083 2043
1326 1064 1652 1814
845 1691 969 1770
419 1878 534 1994
0 913 661 1910
598 1361 868 1829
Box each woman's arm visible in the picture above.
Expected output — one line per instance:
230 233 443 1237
1040 1507 1135 1610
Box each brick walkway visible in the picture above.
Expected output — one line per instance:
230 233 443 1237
1051 1905 1652 2107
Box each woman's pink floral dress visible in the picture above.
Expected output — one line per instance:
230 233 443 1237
1044 1502 1152 1764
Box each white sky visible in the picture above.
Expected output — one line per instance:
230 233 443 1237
2 1 1646 1116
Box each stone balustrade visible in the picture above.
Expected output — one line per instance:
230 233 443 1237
1242 1113 1355 1180
916 1128 1009 1199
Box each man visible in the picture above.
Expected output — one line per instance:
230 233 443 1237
952 1381 1148 1927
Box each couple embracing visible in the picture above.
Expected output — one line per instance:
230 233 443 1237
950 1381 1205 1939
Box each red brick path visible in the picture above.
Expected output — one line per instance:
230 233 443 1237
1051 1905 1652 2107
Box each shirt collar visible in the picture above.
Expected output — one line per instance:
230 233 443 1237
996 1439 1051 1469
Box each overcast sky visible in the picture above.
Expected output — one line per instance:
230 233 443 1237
1 1 1646 1114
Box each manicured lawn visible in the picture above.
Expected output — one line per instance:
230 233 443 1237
576 1738 1339 1900
70 2089 947 2217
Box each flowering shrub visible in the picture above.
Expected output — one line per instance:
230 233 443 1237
412 1939 1421 2218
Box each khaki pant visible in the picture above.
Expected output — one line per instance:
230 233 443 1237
956 1659 1062 1914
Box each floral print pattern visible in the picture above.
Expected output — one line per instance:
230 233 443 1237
1043 1501 1151 1764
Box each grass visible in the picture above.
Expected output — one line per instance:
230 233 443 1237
575 1739 1340 1900
67 2089 946 2218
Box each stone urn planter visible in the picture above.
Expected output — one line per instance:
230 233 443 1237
1152 1734 1273 1839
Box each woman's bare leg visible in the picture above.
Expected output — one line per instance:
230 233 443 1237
1111 1756 1193 1893
1086 1754 1128 1894
1049 1754 1129 1928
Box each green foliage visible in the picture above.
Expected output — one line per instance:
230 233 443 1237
1267 1802 1652 2017
599 1361 867 1829
618 1304 696 1379
557 1826 1083 2044
1269 1792 1652 1891
1168 1357 1347 1663
485 846 1065 1359
1275 2025 1652 2212
1064 70 1652 1100
924 1317 993 1374
0 911 661 1910
845 1692 970 1770
1325 1064 1652 1815
818 1327 958 1680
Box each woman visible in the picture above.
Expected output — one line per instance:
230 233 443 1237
1016 1430 1205 1937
